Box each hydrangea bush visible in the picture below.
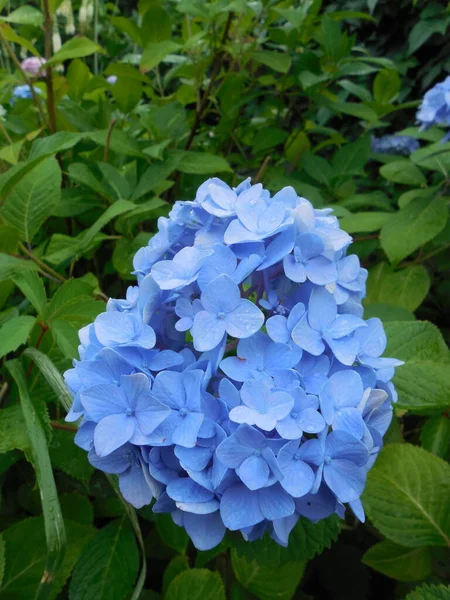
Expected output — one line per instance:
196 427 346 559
65 178 402 550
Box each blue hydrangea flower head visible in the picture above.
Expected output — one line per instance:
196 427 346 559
371 135 420 155
65 176 402 551
417 76 450 139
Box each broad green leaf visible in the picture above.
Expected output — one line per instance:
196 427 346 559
0 139 26 165
140 41 181 71
371 265 430 312
0 6 43 26
174 151 232 174
253 127 288 153
363 444 450 547
380 196 448 263
408 17 450 55
288 515 340 561
362 541 432 581
231 536 306 600
340 211 391 233
132 156 181 201
373 69 401 104
6 361 66 600
380 160 426 185
50 319 81 359
301 153 334 186
420 416 450 459
0 405 30 453
60 493 94 526
0 253 39 281
166 569 225 600
69 519 139 600
384 321 450 411
49 428 94 482
29 132 85 160
47 36 105 66
0 316 36 358
109 16 142 45
364 304 415 322
45 279 103 326
67 59 91 102
405 584 450 600
0 157 61 243
332 136 370 175
1 517 95 600
141 5 172 42
87 130 144 158
0 23 40 56
162 556 189 594
411 142 450 172
250 50 291 74
155 514 188 554
332 101 379 122
13 270 47 316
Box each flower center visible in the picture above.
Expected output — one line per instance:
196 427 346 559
217 312 226 320
254 449 261 457
324 455 332 465
179 407 188 417
291 412 298 419
125 408 135 417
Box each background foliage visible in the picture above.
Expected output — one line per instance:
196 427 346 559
0 0 449 598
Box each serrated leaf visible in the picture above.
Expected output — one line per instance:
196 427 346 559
5 361 66 599
405 584 450 600
0 157 61 243
45 279 103 327
166 569 225 600
47 36 105 66
288 515 340 561
363 444 450 547
385 321 449 363
380 160 426 186
69 518 139 600
13 270 47 316
162 556 189 594
0 253 39 281
251 50 291 74
340 211 391 233
362 540 432 581
0 405 30 453
420 416 450 459
0 316 36 358
1 517 95 600
380 196 448 263
49 428 94 482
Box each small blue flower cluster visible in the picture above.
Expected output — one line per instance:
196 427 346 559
371 135 419 156
65 178 402 550
417 75 450 141
12 84 42 100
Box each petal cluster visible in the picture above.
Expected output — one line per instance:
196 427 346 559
370 134 420 155
417 76 450 139
65 177 402 550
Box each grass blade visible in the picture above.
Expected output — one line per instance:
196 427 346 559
24 347 73 412
6 359 66 600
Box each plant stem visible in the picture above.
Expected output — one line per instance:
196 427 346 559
0 27 49 129
104 118 117 163
0 118 13 144
51 421 78 432
254 155 271 183
18 242 66 283
42 0 57 134
184 11 234 151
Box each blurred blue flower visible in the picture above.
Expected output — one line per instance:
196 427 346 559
417 76 450 134
371 134 420 155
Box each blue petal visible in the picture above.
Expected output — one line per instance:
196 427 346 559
94 413 135 457
220 484 264 530
201 274 240 314
119 463 153 509
238 455 270 490
308 287 337 332
226 300 265 339
192 311 226 352
258 484 295 520
324 460 367 503
167 478 214 503
171 411 204 448
183 511 226 551
280 459 314 497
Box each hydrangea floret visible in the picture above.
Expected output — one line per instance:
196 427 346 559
65 177 402 550
417 75 450 141
370 134 419 155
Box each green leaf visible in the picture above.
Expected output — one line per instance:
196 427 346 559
231 536 306 600
0 253 39 281
46 36 105 66
45 279 102 326
0 157 61 243
0 405 30 453
5 361 66 599
332 101 379 122
364 304 415 322
109 16 142 45
112 233 152 278
132 156 181 201
0 6 43 26
405 584 450 600
420 416 450 459
340 211 391 233
380 160 426 186
371 265 431 312
174 151 232 174
250 50 291 74
13 270 47 316
411 142 450 172
140 41 181 71
0 23 40 56
0 316 36 358
288 515 340 561
1 517 95 600
408 16 450 55
141 5 172 43
362 541 432 581
49 429 94 482
301 153 335 186
155 514 189 554
69 519 139 600
165 569 225 600
373 69 401 104
380 196 448 263
60 493 94 526
30 132 85 160
384 321 450 411
332 136 370 175
87 130 144 158
0 139 26 165
162 556 189 594
0 534 4 589
363 443 450 547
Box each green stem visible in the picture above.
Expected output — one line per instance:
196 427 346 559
18 242 66 283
